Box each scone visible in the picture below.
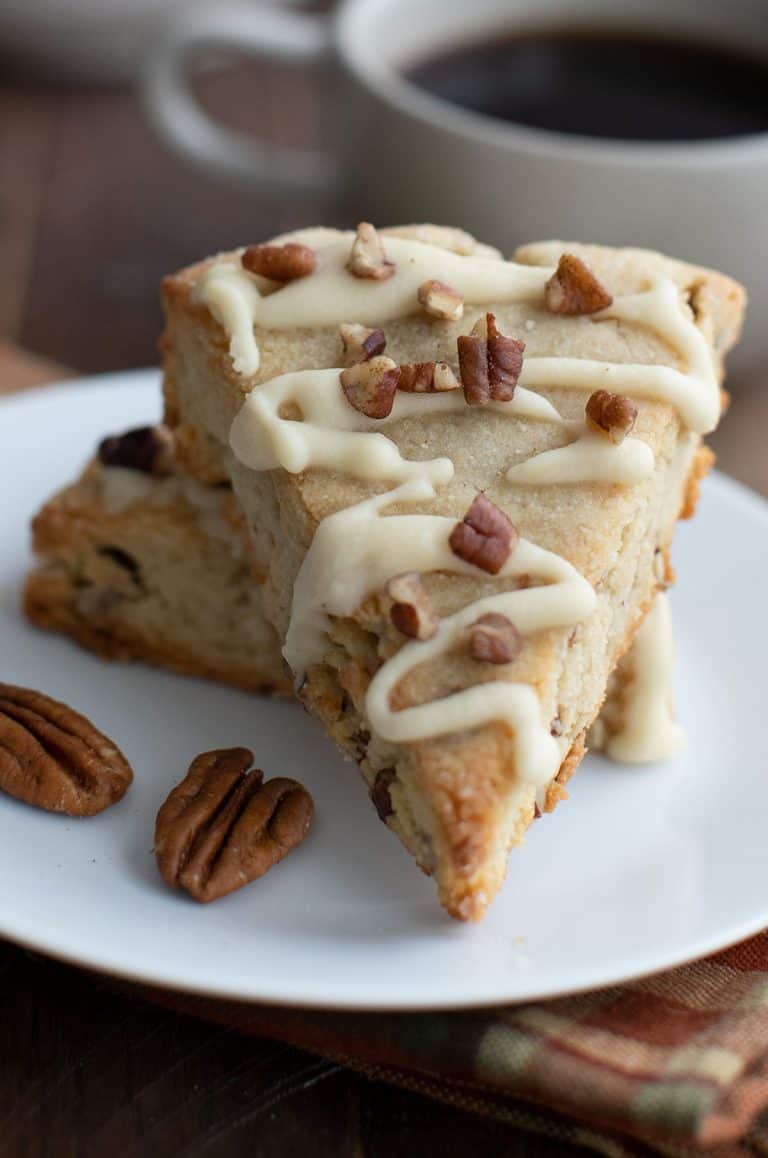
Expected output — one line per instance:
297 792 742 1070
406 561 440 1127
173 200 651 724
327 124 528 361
24 424 674 761
24 425 290 695
154 223 744 920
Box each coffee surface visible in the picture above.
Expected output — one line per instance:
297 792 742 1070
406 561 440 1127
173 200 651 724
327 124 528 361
405 30 768 141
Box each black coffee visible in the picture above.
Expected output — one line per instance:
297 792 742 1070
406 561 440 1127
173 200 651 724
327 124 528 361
405 29 768 142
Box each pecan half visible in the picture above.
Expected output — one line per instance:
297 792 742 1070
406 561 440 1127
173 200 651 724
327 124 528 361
417 279 464 321
469 613 522 664
241 242 317 281
457 314 525 404
387 572 438 640
340 356 399 418
397 361 460 393
449 494 518 575
339 322 387 366
98 425 172 474
346 222 395 280
155 748 313 903
0 684 132 815
544 254 613 315
371 767 397 821
585 389 638 444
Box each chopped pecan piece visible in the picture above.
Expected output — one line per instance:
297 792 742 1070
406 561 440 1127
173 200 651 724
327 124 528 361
155 748 313 903
98 425 172 474
371 767 397 821
585 389 638 444
469 613 522 664
241 242 317 281
449 494 518 575
387 572 438 640
417 279 464 321
339 356 399 419
457 313 525 404
0 684 132 816
544 254 613 315
339 322 387 366
346 222 395 280
397 361 460 393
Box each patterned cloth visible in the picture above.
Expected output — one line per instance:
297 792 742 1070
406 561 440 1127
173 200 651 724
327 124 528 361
166 932 768 1156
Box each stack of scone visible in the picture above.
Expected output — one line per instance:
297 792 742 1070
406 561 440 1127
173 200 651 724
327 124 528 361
25 223 745 920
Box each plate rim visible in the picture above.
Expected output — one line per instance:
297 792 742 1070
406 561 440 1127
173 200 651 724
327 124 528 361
2 369 767 1011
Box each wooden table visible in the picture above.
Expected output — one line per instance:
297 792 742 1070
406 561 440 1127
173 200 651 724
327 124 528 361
0 73 765 1158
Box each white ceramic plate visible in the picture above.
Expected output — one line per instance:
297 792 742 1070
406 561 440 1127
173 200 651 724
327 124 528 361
1 371 767 1010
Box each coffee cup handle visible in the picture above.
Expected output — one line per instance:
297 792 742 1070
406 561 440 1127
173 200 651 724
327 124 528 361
141 1 341 195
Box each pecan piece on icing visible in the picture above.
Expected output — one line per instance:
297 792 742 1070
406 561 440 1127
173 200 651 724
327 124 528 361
0 684 132 816
339 322 387 366
387 572 438 640
469 613 522 664
340 356 399 418
397 361 460 393
346 222 395 280
457 313 525 405
98 425 172 474
155 748 313 903
417 279 464 321
544 253 613 316
449 494 518 575
585 389 638 445
241 242 317 282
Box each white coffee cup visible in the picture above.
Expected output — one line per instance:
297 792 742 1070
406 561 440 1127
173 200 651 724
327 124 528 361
142 0 768 375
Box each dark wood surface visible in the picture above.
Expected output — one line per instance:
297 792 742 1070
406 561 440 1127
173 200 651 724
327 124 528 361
1 67 765 1158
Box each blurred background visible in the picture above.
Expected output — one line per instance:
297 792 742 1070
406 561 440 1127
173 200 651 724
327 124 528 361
0 0 339 374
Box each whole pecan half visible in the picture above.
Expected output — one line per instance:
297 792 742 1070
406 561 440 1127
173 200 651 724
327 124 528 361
457 314 525 404
98 425 172 474
0 684 132 815
241 242 317 281
544 254 613 315
449 494 519 575
155 748 313 903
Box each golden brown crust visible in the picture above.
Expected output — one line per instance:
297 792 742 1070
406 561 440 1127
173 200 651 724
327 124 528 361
680 444 716 520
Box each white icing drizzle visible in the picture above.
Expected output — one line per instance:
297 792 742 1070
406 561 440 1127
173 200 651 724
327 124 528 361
506 425 655 486
606 593 686 763
229 367 560 481
214 228 717 792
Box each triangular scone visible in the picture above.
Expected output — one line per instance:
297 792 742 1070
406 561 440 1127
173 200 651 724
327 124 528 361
160 225 745 920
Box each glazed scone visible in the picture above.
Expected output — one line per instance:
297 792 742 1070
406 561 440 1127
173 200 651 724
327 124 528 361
24 426 290 695
24 426 670 753
158 223 745 920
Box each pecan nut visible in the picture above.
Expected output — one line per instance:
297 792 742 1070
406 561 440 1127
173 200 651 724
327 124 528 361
346 222 395 280
340 356 399 418
98 425 172 474
544 253 613 315
0 684 133 815
417 279 464 321
449 494 518 575
339 323 387 366
371 767 397 821
469 612 522 664
387 572 439 640
585 389 638 444
241 242 317 281
457 314 525 404
397 361 460 393
155 748 313 903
